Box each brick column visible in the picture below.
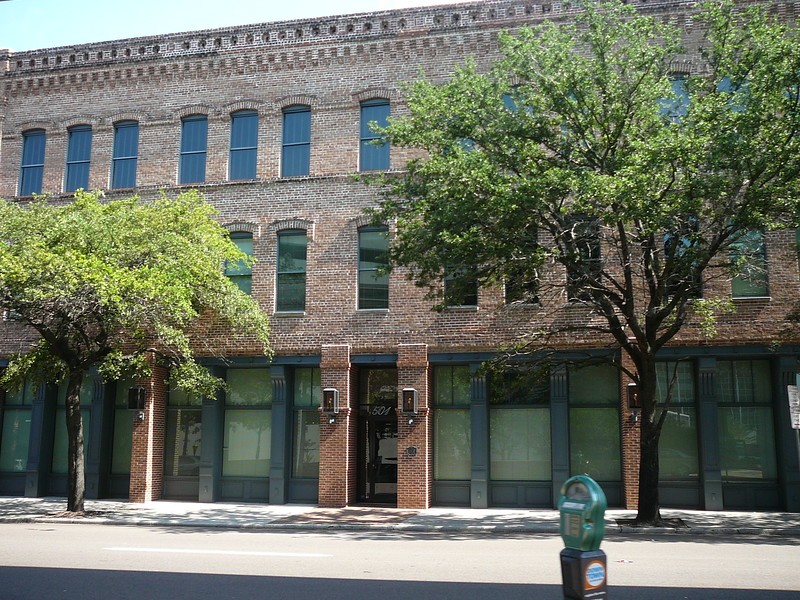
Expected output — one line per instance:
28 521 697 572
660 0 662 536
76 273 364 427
318 344 353 508
129 364 167 503
620 353 640 510
396 343 430 509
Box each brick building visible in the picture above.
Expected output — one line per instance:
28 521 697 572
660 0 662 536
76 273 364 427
0 0 798 512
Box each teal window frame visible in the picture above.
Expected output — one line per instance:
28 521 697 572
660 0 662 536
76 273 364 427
432 365 472 481
276 230 307 312
291 367 321 479
226 231 253 294
358 226 389 310
281 105 311 177
359 98 390 171
111 120 139 189
65 125 92 192
229 109 258 180
179 114 208 184
731 230 768 298
19 129 46 196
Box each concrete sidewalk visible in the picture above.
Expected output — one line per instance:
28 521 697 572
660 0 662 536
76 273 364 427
2 497 800 536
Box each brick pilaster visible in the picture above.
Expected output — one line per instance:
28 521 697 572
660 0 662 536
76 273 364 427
396 343 430 509
318 344 353 508
129 364 167 503
620 353 641 510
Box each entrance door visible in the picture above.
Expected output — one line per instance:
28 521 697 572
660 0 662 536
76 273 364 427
357 368 398 505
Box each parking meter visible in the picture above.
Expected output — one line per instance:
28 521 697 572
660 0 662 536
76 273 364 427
558 475 608 599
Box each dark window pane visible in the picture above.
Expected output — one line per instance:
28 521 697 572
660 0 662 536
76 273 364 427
179 115 207 184
19 129 45 195
731 230 768 297
360 99 390 171
282 106 310 177
230 149 257 180
112 121 138 188
277 231 307 312
358 227 389 309
226 233 253 295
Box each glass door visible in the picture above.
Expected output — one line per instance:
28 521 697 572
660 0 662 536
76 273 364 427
357 368 398 505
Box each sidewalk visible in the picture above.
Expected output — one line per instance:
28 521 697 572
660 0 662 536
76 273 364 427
2 496 800 536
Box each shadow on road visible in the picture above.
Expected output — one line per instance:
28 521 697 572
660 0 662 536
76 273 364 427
0 566 797 600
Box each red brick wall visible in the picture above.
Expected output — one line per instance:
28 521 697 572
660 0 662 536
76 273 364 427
318 344 353 507
396 343 430 509
129 363 167 502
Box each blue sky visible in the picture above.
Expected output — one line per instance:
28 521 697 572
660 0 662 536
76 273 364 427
0 0 465 52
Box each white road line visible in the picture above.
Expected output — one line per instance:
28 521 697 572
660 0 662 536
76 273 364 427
105 547 332 558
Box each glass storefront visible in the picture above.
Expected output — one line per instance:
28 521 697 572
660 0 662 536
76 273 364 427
222 369 272 478
292 367 321 479
656 361 699 480
164 384 202 477
0 379 34 473
52 379 93 475
489 369 551 481
433 365 471 481
568 364 621 481
110 380 134 476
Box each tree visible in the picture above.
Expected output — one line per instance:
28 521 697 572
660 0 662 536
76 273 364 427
0 190 270 513
372 0 800 524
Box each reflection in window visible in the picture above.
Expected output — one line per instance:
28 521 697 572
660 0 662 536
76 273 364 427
568 364 620 481
717 360 776 481
489 369 550 481
444 269 478 308
731 230 768 298
226 232 253 294
223 369 271 478
164 383 202 477
358 226 389 309
111 379 135 475
565 217 601 301
0 379 34 473
276 230 307 312
292 367 321 479
656 361 699 480
433 366 472 480
360 99 390 171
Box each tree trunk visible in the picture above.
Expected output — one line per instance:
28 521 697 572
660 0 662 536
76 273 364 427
635 356 663 525
65 371 86 513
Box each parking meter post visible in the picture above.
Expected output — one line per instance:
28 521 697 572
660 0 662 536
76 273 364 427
557 476 608 599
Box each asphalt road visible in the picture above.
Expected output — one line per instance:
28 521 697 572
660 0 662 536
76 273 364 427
0 523 798 599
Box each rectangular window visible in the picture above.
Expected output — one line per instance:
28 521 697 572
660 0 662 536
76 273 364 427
19 129 46 196
52 380 93 475
164 383 202 477
489 370 550 481
358 226 389 309
731 230 768 298
111 121 139 189
444 270 478 307
281 105 311 177
505 225 540 305
223 369 272 478
179 114 208 184
229 110 258 180
717 360 777 480
360 99 390 171
568 364 620 482
656 361 699 480
226 232 253 295
276 230 307 312
0 379 34 473
292 367 321 479
565 217 601 301
433 365 472 480
659 75 689 123
65 125 92 192
110 379 134 475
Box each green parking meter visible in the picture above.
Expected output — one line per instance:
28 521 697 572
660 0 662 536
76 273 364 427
558 475 608 599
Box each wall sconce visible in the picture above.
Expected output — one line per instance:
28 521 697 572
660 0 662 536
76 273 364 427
627 382 641 424
402 388 418 425
128 386 146 422
322 388 339 424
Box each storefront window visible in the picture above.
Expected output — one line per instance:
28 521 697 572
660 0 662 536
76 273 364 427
110 380 134 475
164 384 202 477
656 361 699 480
568 364 620 481
0 380 34 473
292 367 321 479
717 360 777 480
222 369 271 478
433 365 471 480
52 379 93 475
489 369 550 481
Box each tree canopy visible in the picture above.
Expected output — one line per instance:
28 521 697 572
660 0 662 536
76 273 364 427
373 0 800 523
0 189 271 511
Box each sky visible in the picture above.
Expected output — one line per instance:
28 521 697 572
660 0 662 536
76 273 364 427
0 0 467 52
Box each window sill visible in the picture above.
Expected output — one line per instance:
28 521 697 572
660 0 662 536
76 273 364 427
731 296 772 302
356 308 390 314
274 311 306 317
443 305 479 312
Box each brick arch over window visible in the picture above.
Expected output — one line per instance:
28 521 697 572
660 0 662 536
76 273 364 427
60 116 100 129
223 221 260 238
223 100 266 119
14 120 52 134
106 112 146 127
267 218 315 242
276 94 319 110
352 87 401 105
176 105 212 119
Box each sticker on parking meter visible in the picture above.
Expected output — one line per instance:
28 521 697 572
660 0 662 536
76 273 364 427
585 561 606 589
